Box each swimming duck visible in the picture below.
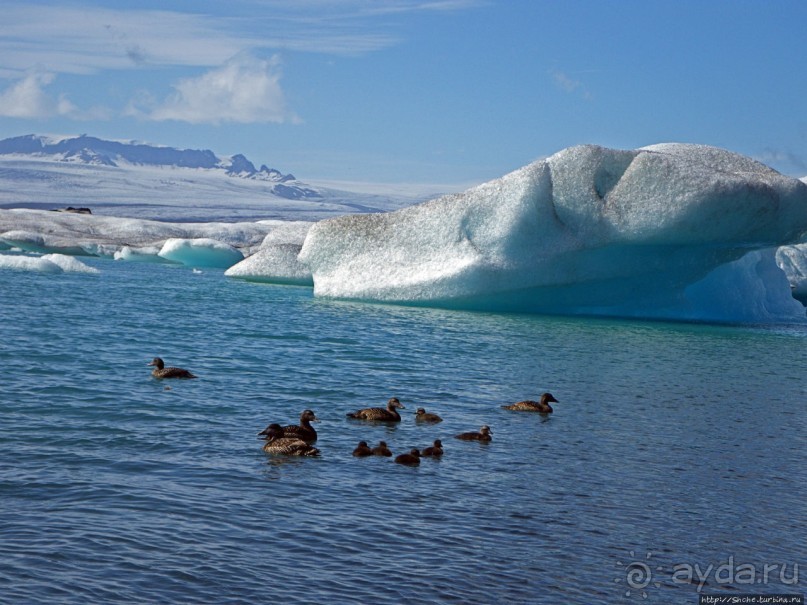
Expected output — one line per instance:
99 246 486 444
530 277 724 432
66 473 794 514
260 424 320 457
501 392 559 413
352 441 373 457
346 398 405 422
258 409 319 444
148 357 196 379
455 425 492 442
371 441 393 457
395 448 421 466
421 439 443 457
414 408 443 423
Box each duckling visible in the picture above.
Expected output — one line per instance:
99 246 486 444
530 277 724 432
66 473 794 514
260 424 320 457
455 425 492 442
395 448 421 466
352 441 373 457
346 398 405 422
371 441 392 457
258 409 319 444
421 439 443 457
414 407 443 423
501 392 559 414
148 357 196 379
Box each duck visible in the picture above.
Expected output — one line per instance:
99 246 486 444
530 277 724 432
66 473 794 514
371 441 393 457
346 397 405 422
148 357 196 379
260 424 320 457
414 407 443 423
501 392 559 414
455 425 492 442
421 439 443 457
352 441 373 457
258 409 319 444
394 448 421 466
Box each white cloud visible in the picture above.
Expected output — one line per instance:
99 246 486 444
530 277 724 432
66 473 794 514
550 69 592 100
758 148 807 174
0 1 483 76
139 55 298 125
0 5 248 75
0 1 480 123
0 71 77 118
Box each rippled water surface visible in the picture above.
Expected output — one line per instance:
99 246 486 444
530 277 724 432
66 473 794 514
1 258 805 604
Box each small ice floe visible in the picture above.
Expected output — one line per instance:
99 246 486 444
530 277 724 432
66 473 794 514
158 238 243 269
0 252 99 274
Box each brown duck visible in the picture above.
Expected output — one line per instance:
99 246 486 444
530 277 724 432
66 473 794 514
258 409 319 443
352 441 373 457
260 424 320 456
371 441 392 457
421 439 443 457
455 425 492 442
414 408 443 423
394 449 421 466
148 357 196 379
346 398 405 422
501 392 559 414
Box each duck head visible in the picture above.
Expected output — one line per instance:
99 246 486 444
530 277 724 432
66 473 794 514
301 409 320 423
148 357 165 369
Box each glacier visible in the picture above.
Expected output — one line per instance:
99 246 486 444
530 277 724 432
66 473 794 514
299 143 807 322
0 135 423 222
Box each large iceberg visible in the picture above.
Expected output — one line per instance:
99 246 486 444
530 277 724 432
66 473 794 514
299 144 807 322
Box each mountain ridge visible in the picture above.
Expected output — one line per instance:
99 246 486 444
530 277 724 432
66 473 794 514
0 133 299 183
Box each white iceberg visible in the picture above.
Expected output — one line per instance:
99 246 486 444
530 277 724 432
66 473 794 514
225 244 312 285
158 238 244 269
0 209 276 259
681 249 804 323
775 244 807 303
42 253 100 274
114 245 175 263
299 143 807 323
225 220 313 284
1 230 50 253
0 252 99 274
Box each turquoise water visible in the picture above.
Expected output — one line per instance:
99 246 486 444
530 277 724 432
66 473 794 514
1 257 805 604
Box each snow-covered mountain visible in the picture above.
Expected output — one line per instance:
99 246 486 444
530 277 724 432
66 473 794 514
0 134 297 181
0 134 424 221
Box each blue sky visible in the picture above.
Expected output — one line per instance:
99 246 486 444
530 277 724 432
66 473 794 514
0 0 806 189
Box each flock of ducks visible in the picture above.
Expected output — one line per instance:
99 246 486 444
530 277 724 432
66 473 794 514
149 357 560 466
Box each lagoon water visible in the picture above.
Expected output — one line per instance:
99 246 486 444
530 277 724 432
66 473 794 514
1 257 805 604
